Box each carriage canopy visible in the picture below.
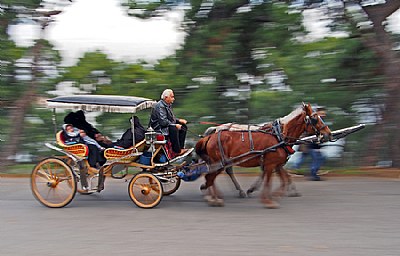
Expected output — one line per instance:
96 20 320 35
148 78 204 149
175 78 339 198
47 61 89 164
47 95 156 113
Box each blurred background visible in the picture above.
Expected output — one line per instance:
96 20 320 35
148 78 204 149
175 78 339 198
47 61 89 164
1 0 399 173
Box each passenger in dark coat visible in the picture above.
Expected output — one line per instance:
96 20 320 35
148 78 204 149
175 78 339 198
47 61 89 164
112 116 145 148
64 110 112 146
64 110 100 139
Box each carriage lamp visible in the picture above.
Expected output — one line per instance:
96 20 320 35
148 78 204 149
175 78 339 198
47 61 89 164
145 127 157 145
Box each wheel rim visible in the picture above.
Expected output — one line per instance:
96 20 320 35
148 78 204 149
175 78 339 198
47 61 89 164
31 158 76 208
128 173 163 208
161 176 181 196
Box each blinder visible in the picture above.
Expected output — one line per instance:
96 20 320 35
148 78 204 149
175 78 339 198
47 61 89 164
305 112 326 135
310 116 318 126
304 115 316 126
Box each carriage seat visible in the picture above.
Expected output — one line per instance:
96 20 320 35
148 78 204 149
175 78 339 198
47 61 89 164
103 139 145 161
56 131 88 157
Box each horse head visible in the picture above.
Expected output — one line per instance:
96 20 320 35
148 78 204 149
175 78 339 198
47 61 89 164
303 103 332 142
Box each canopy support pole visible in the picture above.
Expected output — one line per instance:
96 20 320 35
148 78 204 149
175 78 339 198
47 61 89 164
52 108 57 136
131 114 135 148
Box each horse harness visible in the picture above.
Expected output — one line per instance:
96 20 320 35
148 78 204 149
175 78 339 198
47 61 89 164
305 111 327 136
214 120 294 170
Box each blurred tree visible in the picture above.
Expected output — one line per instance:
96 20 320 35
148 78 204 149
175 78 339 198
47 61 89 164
292 0 400 166
1 0 396 170
0 2 68 172
122 0 399 166
350 0 400 166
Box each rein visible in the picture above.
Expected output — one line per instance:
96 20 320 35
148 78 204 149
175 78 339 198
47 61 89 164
201 107 328 172
206 139 287 173
210 119 292 172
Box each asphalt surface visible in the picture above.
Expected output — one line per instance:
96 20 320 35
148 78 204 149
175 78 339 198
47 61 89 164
0 174 399 256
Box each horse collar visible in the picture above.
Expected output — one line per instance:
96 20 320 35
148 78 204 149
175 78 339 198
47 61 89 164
272 120 284 142
273 119 294 157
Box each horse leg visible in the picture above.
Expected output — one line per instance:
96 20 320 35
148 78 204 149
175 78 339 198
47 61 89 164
209 183 224 207
202 172 224 207
200 172 214 201
270 165 302 198
246 173 263 196
225 166 246 198
286 173 301 197
272 166 288 198
260 165 280 209
276 166 302 197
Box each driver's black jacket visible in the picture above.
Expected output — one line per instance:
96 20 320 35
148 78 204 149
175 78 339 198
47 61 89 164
149 99 177 136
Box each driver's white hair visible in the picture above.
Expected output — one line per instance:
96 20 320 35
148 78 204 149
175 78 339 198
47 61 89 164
161 89 173 100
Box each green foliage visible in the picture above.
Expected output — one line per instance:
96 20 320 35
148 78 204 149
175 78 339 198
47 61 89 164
63 51 115 83
1 0 389 167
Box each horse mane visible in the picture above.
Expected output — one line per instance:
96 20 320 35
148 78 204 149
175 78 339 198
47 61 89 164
278 107 306 139
279 107 304 125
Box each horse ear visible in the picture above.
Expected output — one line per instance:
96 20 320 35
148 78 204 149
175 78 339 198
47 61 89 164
302 102 307 111
304 103 312 115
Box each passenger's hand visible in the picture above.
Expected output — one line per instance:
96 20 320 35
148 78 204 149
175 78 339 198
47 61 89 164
179 119 187 125
176 124 182 130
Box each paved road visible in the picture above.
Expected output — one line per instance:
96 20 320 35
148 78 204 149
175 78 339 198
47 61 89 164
1 175 399 256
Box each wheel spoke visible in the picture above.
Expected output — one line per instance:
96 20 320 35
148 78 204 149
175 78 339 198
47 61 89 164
37 169 52 180
128 173 163 208
31 158 76 208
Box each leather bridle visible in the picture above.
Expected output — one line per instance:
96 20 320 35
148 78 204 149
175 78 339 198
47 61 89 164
305 112 327 136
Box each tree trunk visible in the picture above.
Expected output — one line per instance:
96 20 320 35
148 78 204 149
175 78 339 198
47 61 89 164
360 1 400 167
0 42 42 172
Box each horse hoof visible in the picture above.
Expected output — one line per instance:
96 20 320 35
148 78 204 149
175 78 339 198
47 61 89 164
209 198 224 207
203 195 212 202
239 190 247 198
247 189 256 197
262 200 280 209
272 191 284 198
288 192 302 197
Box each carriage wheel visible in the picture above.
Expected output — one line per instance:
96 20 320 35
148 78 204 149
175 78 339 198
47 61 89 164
31 157 77 208
161 175 181 196
128 172 163 209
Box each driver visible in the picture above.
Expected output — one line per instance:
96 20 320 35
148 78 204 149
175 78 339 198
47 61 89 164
148 89 188 155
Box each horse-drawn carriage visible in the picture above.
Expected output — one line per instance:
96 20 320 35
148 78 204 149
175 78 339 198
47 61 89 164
31 95 364 209
31 95 194 209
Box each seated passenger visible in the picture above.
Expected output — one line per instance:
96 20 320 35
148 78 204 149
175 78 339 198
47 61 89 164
64 110 112 146
62 124 105 168
79 129 105 151
102 116 146 149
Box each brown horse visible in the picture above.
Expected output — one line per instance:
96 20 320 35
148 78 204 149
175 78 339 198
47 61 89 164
195 103 332 208
202 123 299 198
